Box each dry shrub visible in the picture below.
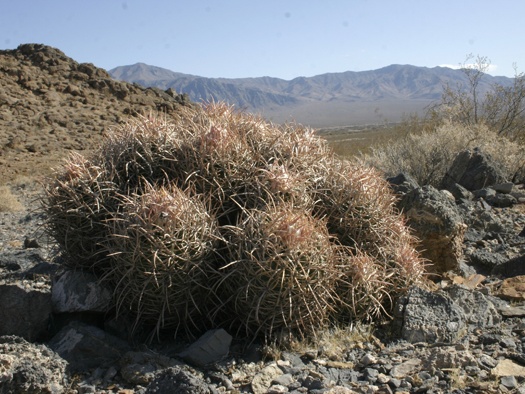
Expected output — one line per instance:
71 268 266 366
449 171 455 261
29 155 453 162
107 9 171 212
364 120 525 187
101 183 218 337
42 102 425 341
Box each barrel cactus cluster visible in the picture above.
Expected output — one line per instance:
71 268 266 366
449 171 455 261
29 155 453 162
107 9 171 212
42 103 425 340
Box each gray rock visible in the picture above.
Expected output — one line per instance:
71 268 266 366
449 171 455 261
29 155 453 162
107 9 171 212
491 255 525 278
467 249 508 271
457 202 507 234
474 188 497 200
490 193 517 208
252 364 285 394
442 285 501 328
0 335 68 394
387 173 419 195
442 148 507 191
501 375 518 389
389 358 421 379
0 249 50 273
272 373 294 386
145 366 211 394
398 185 467 274
0 278 52 341
394 286 467 343
52 269 112 313
511 187 525 203
179 329 232 368
422 347 477 370
444 182 474 202
48 321 131 371
493 182 514 194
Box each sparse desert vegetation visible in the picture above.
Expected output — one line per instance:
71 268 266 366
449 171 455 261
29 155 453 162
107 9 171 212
322 56 525 188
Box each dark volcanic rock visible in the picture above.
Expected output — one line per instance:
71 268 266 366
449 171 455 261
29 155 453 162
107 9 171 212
0 277 52 341
0 335 68 394
441 148 507 191
48 321 131 371
492 255 525 278
398 185 466 274
387 172 419 195
394 286 467 343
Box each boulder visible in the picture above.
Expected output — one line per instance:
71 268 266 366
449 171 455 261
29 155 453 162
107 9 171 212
394 285 501 344
51 269 112 313
48 321 130 371
0 278 52 341
394 286 467 343
398 185 467 274
0 335 68 394
441 148 507 191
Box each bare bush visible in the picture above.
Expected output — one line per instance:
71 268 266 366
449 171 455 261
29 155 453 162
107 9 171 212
363 121 525 187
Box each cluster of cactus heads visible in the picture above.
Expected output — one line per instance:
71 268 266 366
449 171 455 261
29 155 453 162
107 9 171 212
42 103 424 340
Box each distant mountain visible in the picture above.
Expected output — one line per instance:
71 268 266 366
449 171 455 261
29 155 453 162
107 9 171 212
109 63 513 127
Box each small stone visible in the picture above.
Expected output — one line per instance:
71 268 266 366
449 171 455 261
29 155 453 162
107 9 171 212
179 329 232 368
77 384 97 394
389 359 421 379
500 337 516 348
418 371 432 380
272 373 294 387
500 375 518 389
376 373 390 384
251 364 283 394
364 368 379 382
493 183 514 194
361 353 378 366
492 359 525 377
388 378 402 388
23 237 39 248
267 384 289 393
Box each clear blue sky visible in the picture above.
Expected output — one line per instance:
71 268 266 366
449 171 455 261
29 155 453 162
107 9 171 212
1 1 523 79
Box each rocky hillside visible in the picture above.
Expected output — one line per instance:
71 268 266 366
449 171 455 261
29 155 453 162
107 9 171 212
0 44 193 183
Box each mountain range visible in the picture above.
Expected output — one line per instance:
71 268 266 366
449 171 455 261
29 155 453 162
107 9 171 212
109 63 513 128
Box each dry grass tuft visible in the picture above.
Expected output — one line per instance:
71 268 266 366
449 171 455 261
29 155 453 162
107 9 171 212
0 185 23 212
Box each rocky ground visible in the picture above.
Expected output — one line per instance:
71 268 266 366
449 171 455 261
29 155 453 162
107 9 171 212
2 170 525 394
2 44 525 394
